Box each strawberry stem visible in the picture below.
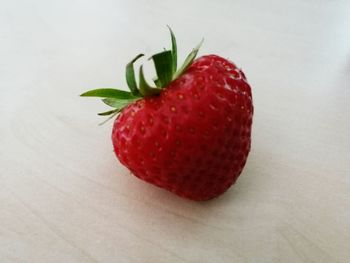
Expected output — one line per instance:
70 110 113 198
81 26 203 118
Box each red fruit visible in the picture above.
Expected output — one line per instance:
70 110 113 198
82 28 253 201
112 55 253 200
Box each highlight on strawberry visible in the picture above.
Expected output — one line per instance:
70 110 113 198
81 27 253 201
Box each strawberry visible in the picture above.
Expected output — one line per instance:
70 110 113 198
81 27 253 201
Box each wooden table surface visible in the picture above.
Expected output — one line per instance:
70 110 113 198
1 0 350 262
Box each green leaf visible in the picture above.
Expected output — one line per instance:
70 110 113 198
98 109 120 116
126 54 144 96
98 110 120 125
139 65 162 97
151 50 173 88
167 25 177 74
152 77 161 87
173 38 203 80
80 88 136 99
102 98 137 109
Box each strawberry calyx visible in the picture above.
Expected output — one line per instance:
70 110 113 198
81 27 203 118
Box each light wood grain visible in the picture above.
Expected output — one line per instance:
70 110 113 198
1 0 350 262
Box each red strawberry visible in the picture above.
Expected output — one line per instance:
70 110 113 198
82 28 253 201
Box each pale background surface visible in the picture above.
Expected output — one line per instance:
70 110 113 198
1 0 350 262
